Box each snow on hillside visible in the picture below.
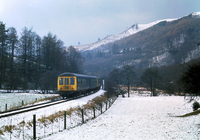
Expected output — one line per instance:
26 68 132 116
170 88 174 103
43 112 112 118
43 94 200 140
192 11 200 17
74 18 177 51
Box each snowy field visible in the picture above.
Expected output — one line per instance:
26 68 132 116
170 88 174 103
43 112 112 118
43 93 200 140
0 92 58 111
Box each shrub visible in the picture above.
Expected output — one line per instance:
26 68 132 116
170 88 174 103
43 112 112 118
192 101 200 111
83 101 95 110
92 96 107 105
0 128 4 135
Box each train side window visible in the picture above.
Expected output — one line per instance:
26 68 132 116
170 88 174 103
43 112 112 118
65 78 69 85
59 78 63 85
78 78 81 85
70 78 75 85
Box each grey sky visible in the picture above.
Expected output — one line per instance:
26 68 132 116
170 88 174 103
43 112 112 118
0 0 199 46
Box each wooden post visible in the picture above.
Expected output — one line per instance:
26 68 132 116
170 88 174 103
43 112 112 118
93 107 96 119
81 109 84 124
64 111 66 130
106 101 108 110
5 104 7 111
33 114 36 140
100 104 102 114
22 100 24 106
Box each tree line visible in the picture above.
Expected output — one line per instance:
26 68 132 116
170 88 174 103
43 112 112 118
107 59 200 97
0 22 82 92
107 65 160 97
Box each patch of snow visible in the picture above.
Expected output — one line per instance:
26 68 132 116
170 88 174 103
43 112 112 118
184 45 200 63
152 52 171 66
43 94 200 140
172 34 185 48
192 11 200 17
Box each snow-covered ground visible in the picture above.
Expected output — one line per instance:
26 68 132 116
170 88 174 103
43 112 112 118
43 93 200 140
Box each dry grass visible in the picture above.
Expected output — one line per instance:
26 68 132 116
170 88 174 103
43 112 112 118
92 95 107 105
176 109 200 117
26 121 33 129
83 101 95 110
47 114 55 123
19 120 25 127
66 107 78 116
35 96 60 103
0 128 4 135
4 125 16 133
58 111 64 116
36 95 108 124
38 116 47 126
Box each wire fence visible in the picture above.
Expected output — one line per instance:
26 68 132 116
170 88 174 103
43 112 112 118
0 95 117 140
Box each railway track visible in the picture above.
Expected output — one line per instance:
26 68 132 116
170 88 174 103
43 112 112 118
0 92 93 118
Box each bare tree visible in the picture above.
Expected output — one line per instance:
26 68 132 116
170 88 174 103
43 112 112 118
121 65 135 97
141 67 161 96
108 69 125 96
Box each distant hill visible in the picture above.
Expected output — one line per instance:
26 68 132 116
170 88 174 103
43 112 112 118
74 19 177 51
74 12 200 76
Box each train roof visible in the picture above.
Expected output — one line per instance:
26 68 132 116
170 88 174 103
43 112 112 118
58 72 99 79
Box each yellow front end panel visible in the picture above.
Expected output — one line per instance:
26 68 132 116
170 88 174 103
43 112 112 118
57 76 77 92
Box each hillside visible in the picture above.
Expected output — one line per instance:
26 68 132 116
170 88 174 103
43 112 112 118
78 12 200 76
74 18 177 51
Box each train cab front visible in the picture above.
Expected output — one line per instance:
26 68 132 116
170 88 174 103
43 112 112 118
57 76 77 98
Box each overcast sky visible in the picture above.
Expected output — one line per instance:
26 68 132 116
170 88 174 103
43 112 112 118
0 0 200 46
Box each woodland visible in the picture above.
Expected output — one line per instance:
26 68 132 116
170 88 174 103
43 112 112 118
0 22 82 92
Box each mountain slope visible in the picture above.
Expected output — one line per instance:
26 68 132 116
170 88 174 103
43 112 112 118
74 19 177 51
79 12 200 76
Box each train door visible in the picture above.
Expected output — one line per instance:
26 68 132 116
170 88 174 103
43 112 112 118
69 77 77 91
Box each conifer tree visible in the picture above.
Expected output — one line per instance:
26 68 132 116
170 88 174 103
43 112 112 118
0 22 8 88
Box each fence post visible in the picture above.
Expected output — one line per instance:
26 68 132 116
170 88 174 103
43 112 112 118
81 109 84 124
22 100 24 106
93 107 96 119
100 104 102 114
106 101 108 110
33 114 36 140
64 111 66 130
5 104 7 111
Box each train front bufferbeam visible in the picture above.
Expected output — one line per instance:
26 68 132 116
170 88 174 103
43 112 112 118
57 72 102 98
